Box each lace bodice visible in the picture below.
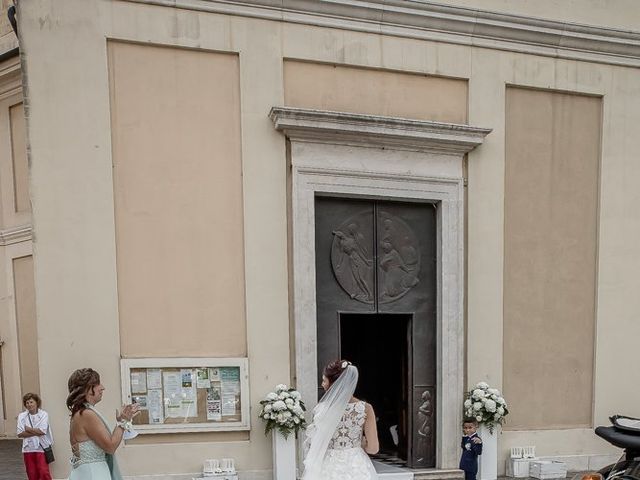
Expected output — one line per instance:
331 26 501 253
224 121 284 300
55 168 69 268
71 439 106 468
328 401 366 450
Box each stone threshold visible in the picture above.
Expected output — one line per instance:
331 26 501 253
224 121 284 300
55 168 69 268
372 462 465 480
412 468 465 480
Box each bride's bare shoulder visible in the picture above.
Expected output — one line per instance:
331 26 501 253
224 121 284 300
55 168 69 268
350 398 374 411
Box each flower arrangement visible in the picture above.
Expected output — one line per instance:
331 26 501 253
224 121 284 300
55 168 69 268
463 382 509 433
258 384 307 439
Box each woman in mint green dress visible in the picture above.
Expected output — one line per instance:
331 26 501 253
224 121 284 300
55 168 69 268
66 368 139 480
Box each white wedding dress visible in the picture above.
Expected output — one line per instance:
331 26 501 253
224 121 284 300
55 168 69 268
320 401 377 480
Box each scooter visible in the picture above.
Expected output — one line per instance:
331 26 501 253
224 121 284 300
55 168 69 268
578 415 640 480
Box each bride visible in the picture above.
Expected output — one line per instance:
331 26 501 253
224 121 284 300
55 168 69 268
302 360 379 480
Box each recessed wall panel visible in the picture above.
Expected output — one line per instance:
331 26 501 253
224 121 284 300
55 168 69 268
108 42 246 357
10 102 29 213
504 87 601 429
284 61 467 123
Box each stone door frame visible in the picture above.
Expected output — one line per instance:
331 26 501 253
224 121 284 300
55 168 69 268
270 107 491 469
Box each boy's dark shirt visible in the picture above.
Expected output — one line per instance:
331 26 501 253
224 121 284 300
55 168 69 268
459 432 483 473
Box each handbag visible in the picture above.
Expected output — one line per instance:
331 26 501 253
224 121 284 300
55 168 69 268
42 445 55 464
27 412 55 463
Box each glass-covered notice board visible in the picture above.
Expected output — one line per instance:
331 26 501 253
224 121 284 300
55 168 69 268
120 357 249 434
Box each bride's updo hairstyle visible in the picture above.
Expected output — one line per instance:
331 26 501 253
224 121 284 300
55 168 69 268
323 359 352 386
66 368 101 416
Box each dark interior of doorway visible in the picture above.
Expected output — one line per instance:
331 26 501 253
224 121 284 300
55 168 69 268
340 313 411 465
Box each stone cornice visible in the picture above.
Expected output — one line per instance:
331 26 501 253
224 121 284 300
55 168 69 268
270 107 491 154
125 0 640 67
0 224 32 246
0 34 18 59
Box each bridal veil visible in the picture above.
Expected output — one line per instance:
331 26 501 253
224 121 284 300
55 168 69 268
302 364 359 480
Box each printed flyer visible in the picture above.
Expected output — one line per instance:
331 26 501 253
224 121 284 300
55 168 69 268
206 387 222 421
220 367 241 417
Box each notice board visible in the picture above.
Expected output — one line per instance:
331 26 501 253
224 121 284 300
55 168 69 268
120 357 249 433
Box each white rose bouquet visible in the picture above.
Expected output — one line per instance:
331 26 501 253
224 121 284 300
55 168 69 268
258 384 307 439
463 382 509 433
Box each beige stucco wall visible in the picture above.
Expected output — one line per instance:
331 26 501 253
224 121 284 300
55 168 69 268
503 88 601 430
15 0 640 477
465 47 639 460
18 1 290 477
14 255 39 394
108 41 247 358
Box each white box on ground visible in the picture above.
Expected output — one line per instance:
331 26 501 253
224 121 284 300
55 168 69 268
511 447 537 459
506 458 534 478
530 461 568 479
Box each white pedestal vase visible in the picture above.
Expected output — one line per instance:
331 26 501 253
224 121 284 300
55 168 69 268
478 424 499 480
272 430 297 480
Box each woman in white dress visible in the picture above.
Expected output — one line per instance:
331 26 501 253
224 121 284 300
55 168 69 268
66 368 139 480
303 359 379 480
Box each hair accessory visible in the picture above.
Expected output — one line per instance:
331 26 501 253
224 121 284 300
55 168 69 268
341 361 351 369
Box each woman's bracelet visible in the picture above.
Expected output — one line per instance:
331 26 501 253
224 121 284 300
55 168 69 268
117 419 133 432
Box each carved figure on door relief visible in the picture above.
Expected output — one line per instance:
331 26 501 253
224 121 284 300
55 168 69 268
417 389 433 465
379 213 420 303
331 220 374 303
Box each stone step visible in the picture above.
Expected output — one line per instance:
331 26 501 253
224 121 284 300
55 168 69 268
373 462 465 480
412 468 465 480
373 460 414 480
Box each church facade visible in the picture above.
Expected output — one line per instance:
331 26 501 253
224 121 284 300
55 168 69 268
1 0 639 478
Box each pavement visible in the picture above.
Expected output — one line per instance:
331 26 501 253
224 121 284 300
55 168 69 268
0 439 27 480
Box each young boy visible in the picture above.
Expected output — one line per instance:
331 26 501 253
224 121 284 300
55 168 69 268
459 418 483 480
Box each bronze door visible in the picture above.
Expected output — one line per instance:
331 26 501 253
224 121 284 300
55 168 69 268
314 196 437 468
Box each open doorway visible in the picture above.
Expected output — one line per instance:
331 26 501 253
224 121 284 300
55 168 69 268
340 313 411 465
